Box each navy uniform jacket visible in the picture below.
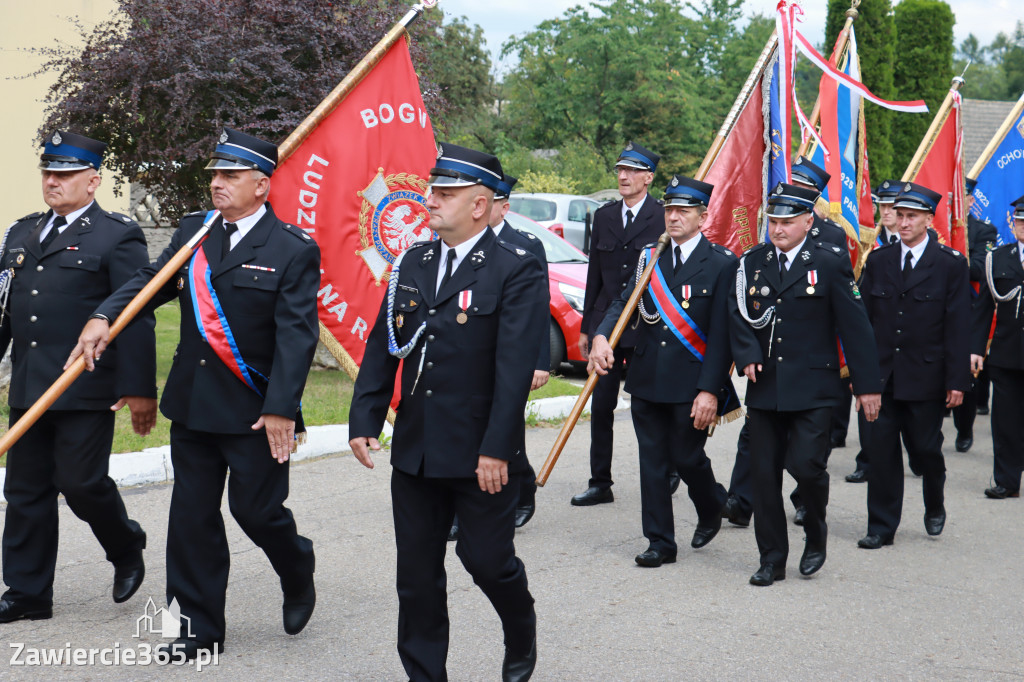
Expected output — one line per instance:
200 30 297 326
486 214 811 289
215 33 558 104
94 204 320 433
730 240 880 411
498 219 550 371
349 228 546 477
581 196 665 346
972 243 1024 369
811 214 848 250
967 215 998 284
860 238 971 401
596 236 737 404
0 203 156 410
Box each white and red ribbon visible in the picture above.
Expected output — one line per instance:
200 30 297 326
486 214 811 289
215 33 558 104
807 270 818 286
458 289 472 311
681 285 691 300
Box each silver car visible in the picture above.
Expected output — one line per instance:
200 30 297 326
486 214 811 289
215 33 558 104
508 193 603 252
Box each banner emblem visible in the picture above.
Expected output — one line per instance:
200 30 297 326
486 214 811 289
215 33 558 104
357 170 432 284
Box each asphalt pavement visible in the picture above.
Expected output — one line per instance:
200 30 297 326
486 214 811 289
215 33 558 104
2 401 1022 680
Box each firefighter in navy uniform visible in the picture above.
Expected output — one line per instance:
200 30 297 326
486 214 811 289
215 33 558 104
971 194 1024 500
574 141 668 506
589 175 737 567
856 182 971 549
0 131 155 624
349 144 544 682
951 178 999 451
730 183 881 586
70 128 320 659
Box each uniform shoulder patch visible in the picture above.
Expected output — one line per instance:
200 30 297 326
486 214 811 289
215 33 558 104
184 209 208 218
281 223 313 242
104 211 136 225
404 239 431 253
938 244 963 259
497 239 529 258
13 211 43 224
513 228 537 240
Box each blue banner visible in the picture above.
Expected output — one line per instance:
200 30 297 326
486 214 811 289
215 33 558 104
971 104 1024 245
766 57 787 242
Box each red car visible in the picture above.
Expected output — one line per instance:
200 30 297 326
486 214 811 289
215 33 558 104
504 212 588 371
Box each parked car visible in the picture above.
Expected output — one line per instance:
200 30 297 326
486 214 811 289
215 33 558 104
504 212 589 371
508 193 603 253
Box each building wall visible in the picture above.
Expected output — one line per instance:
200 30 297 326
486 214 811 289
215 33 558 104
0 2 129 223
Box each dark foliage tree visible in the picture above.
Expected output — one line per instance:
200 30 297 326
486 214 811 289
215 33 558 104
826 0 898 182
38 0 449 222
417 14 493 136
890 0 955 175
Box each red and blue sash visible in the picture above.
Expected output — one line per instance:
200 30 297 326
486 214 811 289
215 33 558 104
646 247 706 361
188 213 265 396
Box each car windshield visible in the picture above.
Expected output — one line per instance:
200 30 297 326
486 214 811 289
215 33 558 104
508 197 557 222
504 213 588 264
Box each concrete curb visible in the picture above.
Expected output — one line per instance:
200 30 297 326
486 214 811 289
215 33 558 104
0 393 614 502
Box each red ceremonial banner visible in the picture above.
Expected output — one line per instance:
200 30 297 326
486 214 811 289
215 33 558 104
268 36 436 370
702 82 766 255
912 100 967 254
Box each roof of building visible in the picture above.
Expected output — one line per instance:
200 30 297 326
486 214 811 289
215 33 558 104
962 98 1018 172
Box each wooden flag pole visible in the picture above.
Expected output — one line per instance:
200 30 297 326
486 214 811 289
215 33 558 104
902 76 965 181
966 90 1024 180
538 32 779 487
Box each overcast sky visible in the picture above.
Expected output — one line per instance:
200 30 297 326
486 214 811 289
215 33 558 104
435 0 1023 76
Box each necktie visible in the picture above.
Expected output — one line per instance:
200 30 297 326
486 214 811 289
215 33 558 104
624 210 633 231
439 248 456 290
40 215 67 252
903 251 914 277
673 245 682 278
223 222 238 253
779 252 788 278
889 234 898 245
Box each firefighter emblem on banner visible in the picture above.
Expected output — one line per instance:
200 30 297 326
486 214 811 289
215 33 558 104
357 169 433 284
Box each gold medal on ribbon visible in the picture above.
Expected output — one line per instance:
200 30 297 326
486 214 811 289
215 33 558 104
806 286 815 294
16 254 24 265
749 286 756 296
456 311 468 324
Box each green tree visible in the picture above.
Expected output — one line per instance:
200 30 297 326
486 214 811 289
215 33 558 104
418 15 493 136
826 0 898 182
890 0 955 175
997 22 1024 98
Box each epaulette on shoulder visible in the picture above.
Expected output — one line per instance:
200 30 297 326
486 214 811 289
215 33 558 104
181 210 208 223
938 243 964 259
12 211 43 225
405 239 431 252
497 239 530 258
642 242 659 250
815 242 846 257
654 198 664 205
282 223 314 242
513 227 537 241
104 211 135 225
711 242 736 258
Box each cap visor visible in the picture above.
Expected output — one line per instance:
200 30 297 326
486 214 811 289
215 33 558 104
205 158 259 171
615 159 650 171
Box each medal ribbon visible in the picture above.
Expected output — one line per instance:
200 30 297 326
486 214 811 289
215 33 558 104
808 270 818 286
646 248 707 362
459 289 472 311
188 213 264 396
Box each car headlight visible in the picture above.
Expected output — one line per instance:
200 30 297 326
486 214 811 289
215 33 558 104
557 282 585 312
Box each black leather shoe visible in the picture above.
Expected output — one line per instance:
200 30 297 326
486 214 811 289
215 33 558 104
722 496 751 527
955 434 973 452
634 548 677 567
857 534 894 549
845 469 867 483
514 500 536 528
799 543 826 576
447 517 459 542
113 560 145 604
0 598 52 623
924 509 946 536
283 580 316 635
691 514 722 549
156 638 223 661
793 506 806 526
571 486 613 506
976 405 989 415
984 485 1020 499
501 637 537 682
668 472 681 495
749 563 785 586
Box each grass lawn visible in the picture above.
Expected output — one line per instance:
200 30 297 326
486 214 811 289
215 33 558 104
0 304 581 460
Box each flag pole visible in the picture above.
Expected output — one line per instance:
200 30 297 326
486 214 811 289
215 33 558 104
538 32 777 487
902 76 965 181
966 90 1024 180
0 3 439 455
795 0 861 159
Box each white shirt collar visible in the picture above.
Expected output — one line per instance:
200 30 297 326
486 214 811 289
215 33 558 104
672 233 703 267
776 238 807 269
622 194 647 226
225 203 267 249
46 201 94 232
900 233 929 268
884 227 900 244
436 228 489 293
491 221 506 238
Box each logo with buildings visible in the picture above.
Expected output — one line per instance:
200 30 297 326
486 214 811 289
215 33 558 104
134 597 194 639
357 168 433 284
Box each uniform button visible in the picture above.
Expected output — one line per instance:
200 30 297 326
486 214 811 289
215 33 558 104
622 245 628 251
199 359 207 366
895 347 900 353
662 325 669 331
622 264 628 269
427 334 435 342
428 309 436 316
36 265 43 272
621 282 627 288
896 329 902 334
777 337 782 342
660 341 666 347
778 357 783 362
253 275 259 281
31 289 38 296
900 293 906 299
29 315 37 322
426 362 434 370
77 260 83 265
897 311 903 317
29 341 37 348
425 390 433 397
776 298 782 303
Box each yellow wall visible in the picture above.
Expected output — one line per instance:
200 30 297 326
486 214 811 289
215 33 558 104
0 1 129 222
